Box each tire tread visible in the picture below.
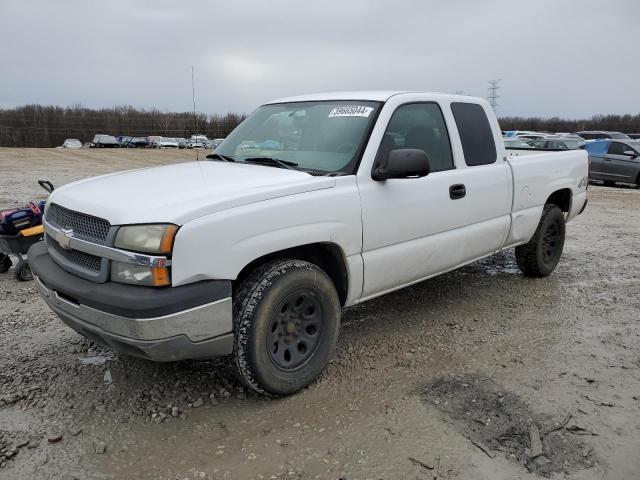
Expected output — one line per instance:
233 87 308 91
515 204 565 278
232 259 334 395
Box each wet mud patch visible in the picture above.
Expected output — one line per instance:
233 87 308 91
422 375 595 477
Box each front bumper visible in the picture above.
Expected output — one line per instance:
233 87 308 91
28 242 234 362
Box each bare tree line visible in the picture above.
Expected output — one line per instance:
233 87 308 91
1 104 640 147
0 105 246 147
499 114 640 134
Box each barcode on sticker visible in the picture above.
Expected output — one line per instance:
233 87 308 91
328 106 373 118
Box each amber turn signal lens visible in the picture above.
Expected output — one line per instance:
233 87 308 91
151 267 171 286
159 225 179 254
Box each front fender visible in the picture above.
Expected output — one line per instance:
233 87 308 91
170 177 362 287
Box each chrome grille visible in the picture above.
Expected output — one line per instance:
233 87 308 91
46 203 111 244
47 234 102 273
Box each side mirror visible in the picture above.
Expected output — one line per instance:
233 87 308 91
623 150 637 157
373 149 430 181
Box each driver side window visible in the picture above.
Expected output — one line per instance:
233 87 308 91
376 103 454 173
608 142 625 155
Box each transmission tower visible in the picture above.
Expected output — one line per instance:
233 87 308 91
487 79 501 110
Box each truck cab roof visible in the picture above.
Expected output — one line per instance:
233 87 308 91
267 91 472 104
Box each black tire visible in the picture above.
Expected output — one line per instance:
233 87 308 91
515 204 566 278
232 259 341 396
0 254 12 273
15 261 33 281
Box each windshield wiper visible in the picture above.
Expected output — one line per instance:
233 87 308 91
243 157 300 171
206 153 235 162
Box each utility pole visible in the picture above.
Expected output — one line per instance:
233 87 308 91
487 79 501 111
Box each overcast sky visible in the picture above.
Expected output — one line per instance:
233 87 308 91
1 0 638 118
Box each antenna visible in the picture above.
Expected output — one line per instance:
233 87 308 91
192 66 199 161
487 79 501 111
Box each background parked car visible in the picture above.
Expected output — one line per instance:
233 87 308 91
504 138 534 149
577 131 630 140
155 137 180 148
91 134 120 148
585 139 640 186
117 136 132 147
187 139 206 149
528 138 586 150
147 136 162 147
127 137 150 148
208 138 225 150
190 134 208 143
628 133 640 139
61 139 82 149
503 130 553 140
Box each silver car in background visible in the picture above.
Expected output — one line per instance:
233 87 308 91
61 139 82 149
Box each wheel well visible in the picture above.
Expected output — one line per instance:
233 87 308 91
234 243 349 306
546 188 572 212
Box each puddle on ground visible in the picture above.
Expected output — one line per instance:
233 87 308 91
422 374 595 477
458 251 521 277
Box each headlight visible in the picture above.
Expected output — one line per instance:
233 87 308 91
114 224 178 254
111 262 170 287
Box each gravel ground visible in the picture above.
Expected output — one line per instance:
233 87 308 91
0 148 639 479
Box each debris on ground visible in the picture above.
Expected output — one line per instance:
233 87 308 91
408 456 435 470
525 424 543 458
47 433 63 443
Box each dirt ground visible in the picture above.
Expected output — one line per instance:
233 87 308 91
0 147 639 480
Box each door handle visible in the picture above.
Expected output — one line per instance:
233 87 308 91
449 184 466 200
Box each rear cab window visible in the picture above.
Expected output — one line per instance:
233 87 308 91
451 102 497 166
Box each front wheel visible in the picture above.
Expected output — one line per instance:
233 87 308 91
515 204 566 277
232 259 341 395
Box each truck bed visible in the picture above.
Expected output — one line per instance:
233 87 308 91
504 149 588 247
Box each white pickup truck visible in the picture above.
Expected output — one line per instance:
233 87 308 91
29 91 588 395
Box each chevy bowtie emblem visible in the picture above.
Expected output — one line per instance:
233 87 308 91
56 228 74 249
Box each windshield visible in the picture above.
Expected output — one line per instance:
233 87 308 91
627 140 640 152
214 101 381 174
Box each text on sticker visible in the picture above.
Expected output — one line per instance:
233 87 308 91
328 106 373 118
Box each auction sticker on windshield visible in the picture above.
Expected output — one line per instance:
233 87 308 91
328 106 374 118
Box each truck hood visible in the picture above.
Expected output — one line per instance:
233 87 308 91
49 161 335 225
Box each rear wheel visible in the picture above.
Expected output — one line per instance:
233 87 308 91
232 259 341 395
515 204 566 277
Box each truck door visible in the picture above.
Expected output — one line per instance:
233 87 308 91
357 101 511 298
604 142 640 183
